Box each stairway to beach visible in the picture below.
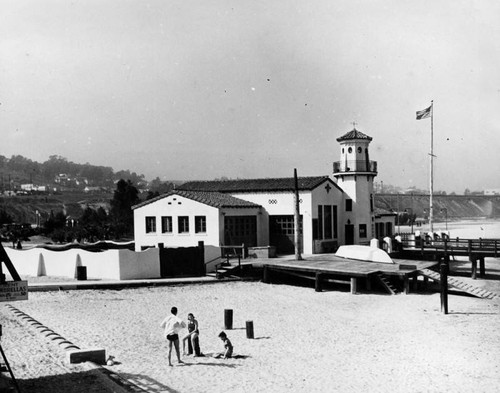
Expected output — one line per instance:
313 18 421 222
419 268 500 299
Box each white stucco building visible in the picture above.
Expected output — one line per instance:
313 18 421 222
133 128 396 254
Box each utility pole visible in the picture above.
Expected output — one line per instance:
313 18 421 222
397 193 400 233
294 168 303 261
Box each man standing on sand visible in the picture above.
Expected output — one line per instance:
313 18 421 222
160 306 186 366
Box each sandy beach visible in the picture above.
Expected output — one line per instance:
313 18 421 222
1 220 499 392
1 270 500 393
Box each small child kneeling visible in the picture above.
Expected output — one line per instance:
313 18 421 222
213 331 233 359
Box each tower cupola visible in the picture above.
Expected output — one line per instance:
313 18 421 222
333 127 377 180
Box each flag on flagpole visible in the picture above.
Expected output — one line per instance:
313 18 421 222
416 105 431 120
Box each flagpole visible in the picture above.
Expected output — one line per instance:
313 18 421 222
429 100 434 233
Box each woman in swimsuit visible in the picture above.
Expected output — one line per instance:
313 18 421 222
182 313 199 355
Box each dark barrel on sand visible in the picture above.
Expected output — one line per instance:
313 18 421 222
246 320 254 339
224 309 233 329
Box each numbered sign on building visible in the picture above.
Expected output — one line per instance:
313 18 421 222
0 281 28 302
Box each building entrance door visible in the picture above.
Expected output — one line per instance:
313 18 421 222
269 215 303 255
345 224 354 245
224 216 257 247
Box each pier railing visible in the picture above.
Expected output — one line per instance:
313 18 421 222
401 236 500 257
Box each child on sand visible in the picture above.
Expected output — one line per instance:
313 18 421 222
182 313 200 356
213 331 233 359
160 306 186 366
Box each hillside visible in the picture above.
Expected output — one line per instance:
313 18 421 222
375 194 500 219
0 193 113 225
0 154 146 192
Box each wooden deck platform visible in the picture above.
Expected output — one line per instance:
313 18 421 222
262 255 438 294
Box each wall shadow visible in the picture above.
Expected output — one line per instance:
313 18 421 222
4 368 180 393
119 372 181 392
8 369 123 393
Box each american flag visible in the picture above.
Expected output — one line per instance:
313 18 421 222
416 105 431 120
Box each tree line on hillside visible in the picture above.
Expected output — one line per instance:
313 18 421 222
1 179 142 244
0 154 146 190
43 179 140 242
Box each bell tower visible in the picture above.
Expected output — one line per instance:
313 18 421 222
333 125 377 245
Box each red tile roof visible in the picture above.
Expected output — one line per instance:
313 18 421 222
132 190 261 210
337 128 372 142
179 176 342 193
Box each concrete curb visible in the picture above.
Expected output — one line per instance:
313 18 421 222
26 276 259 292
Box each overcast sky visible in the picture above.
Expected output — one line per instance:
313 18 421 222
1 0 499 193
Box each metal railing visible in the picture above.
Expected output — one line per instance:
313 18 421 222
333 160 377 174
215 244 245 276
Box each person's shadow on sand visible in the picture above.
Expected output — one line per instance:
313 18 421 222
185 353 251 367
183 362 238 368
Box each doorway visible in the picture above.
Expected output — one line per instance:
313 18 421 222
224 216 257 247
345 224 354 245
269 215 303 254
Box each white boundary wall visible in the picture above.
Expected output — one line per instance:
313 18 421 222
117 248 160 279
4 245 221 280
4 247 161 280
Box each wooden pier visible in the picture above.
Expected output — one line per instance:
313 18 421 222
399 237 500 279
